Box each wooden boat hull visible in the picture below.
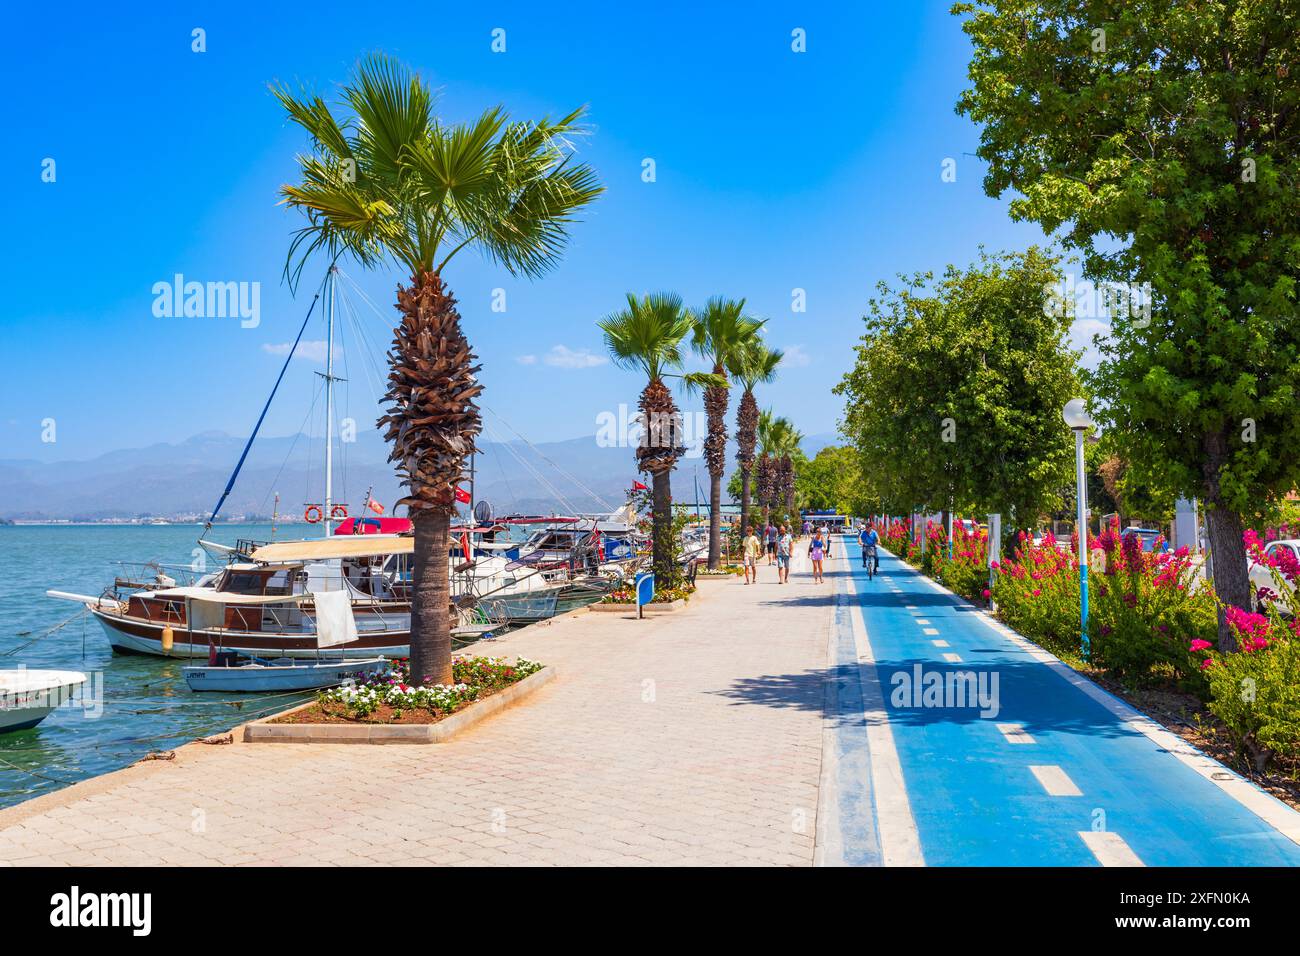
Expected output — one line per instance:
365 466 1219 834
91 608 411 659
183 657 391 692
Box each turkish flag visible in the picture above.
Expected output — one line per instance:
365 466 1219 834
460 530 472 560
367 498 385 515
632 480 648 491
454 486 471 504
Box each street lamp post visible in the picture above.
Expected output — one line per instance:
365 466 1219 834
1063 398 1093 660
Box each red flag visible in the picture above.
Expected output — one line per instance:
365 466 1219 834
367 498 385 515
455 486 471 504
593 529 605 562
632 480 648 491
460 530 472 560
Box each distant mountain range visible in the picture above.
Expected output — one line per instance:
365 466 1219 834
0 429 841 521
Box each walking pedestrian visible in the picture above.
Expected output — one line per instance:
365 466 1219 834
765 522 778 565
777 524 793 583
809 529 827 584
742 524 762 585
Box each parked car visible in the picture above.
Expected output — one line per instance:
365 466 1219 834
1120 527 1168 553
1250 538 1299 614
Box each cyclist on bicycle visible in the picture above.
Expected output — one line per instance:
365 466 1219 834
859 522 880 579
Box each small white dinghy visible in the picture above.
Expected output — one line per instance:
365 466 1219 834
182 656 390 693
0 670 87 732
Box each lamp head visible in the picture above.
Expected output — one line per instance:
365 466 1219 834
1062 398 1092 431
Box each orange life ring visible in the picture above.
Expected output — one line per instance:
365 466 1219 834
330 504 348 519
304 505 323 523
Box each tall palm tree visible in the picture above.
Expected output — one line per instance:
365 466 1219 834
756 410 781 527
727 342 782 536
600 293 721 585
689 298 762 569
275 55 602 685
776 419 805 518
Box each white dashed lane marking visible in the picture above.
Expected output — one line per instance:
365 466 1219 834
1078 831 1145 867
941 653 962 663
922 628 939 636
931 639 949 648
1030 765 1082 797
996 723 1036 745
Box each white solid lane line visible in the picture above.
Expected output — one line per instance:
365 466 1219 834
1078 831 1145 867
843 569 925 866
1030 765 1083 797
996 723 1036 745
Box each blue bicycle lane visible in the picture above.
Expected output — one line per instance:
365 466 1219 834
830 535 1300 866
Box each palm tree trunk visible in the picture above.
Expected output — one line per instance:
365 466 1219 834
740 467 752 536
379 270 482 689
708 474 723 570
651 469 674 585
409 509 452 685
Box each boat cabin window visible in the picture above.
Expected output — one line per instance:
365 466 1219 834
222 570 268 595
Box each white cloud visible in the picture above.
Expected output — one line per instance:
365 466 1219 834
516 354 538 365
262 340 335 363
543 345 606 369
783 344 812 367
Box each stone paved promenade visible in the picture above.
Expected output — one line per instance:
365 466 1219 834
0 548 832 866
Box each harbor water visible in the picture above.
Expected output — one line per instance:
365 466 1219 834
0 524 328 809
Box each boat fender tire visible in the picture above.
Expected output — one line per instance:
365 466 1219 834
304 505 323 524
161 626 174 654
330 504 348 519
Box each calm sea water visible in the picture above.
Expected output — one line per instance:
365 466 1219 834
0 523 319 810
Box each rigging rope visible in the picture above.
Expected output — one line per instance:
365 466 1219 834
203 265 332 534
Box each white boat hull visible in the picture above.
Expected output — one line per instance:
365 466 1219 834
183 657 390 692
0 670 87 733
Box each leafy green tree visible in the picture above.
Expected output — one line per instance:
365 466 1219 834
836 247 1081 529
276 55 601 685
955 0 1300 649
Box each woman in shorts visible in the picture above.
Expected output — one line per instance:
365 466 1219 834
809 530 827 584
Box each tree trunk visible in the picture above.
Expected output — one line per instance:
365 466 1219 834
1201 430 1248 653
651 468 674 585
409 508 452 686
708 473 722 570
740 468 752 537
1204 505 1248 653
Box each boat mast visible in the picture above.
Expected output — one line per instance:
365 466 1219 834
323 265 338 539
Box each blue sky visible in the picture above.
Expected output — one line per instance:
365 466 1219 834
3 0 1066 463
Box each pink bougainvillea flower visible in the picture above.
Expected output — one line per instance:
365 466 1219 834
981 589 991 598
1189 639 1212 652
1200 658 1213 670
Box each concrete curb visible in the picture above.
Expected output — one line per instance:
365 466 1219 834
242 666 557 745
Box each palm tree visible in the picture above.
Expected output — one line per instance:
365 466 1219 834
689 298 762 569
777 419 805 518
756 410 781 527
727 342 782 536
275 55 602 685
757 412 801 526
600 293 721 585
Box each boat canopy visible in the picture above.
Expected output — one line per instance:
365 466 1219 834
248 536 413 564
150 586 310 606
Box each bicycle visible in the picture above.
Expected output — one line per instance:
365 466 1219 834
863 544 878 580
